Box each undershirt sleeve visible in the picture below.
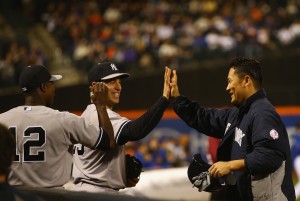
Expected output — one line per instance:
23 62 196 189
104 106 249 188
116 96 169 145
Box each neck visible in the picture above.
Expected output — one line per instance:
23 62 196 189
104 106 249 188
245 88 258 102
24 94 45 106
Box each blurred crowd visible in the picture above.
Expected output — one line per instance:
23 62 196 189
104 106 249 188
0 40 47 88
125 134 191 170
0 15 47 88
39 0 300 73
1 0 300 87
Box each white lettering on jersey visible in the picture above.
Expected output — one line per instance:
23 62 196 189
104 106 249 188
270 129 279 140
110 63 118 71
224 123 231 135
234 127 245 147
74 144 85 155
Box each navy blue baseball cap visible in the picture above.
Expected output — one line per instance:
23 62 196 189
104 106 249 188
19 64 62 92
88 62 129 85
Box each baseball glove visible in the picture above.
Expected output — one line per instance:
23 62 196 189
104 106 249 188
125 154 143 180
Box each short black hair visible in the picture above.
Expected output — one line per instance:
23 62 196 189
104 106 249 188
229 57 263 89
0 123 15 175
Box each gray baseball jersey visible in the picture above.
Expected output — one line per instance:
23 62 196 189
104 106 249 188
72 104 130 190
0 105 106 187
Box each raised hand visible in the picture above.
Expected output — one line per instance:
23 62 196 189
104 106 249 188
90 82 108 106
91 82 115 148
163 67 172 100
170 69 180 98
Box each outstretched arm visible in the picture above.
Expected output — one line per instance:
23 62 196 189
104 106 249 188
91 82 115 149
116 67 171 145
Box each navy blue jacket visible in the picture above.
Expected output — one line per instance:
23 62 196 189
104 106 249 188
173 89 295 201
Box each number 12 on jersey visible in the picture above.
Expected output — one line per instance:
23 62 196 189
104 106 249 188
9 126 46 162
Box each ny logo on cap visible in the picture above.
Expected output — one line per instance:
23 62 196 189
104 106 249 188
110 63 118 71
22 87 28 92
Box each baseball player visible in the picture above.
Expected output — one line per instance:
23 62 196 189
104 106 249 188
0 64 114 188
72 62 171 193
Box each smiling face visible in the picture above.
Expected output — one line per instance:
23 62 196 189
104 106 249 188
104 78 122 109
226 68 248 105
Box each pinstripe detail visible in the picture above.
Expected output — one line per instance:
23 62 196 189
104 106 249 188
116 120 130 143
93 128 103 149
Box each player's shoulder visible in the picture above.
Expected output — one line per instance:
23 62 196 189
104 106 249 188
108 108 121 118
0 106 24 118
81 104 96 117
108 109 129 122
38 106 80 121
251 99 277 117
84 104 96 112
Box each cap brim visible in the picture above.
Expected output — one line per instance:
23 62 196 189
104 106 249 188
50 75 62 81
101 73 129 81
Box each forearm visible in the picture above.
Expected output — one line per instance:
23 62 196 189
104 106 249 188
173 96 228 138
228 159 245 172
209 159 245 178
95 104 115 148
117 96 169 145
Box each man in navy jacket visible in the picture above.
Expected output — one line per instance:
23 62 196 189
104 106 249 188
169 57 295 201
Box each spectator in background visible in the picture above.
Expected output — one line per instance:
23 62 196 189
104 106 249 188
135 142 155 169
2 0 300 84
0 123 42 201
0 40 47 88
291 122 300 199
148 137 169 169
38 0 300 73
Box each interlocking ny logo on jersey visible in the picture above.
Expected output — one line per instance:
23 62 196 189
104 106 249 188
234 127 245 147
111 63 118 71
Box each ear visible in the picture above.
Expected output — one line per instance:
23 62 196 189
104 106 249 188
39 82 47 93
91 82 97 87
244 75 251 87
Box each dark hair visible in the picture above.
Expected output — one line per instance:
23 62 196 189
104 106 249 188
229 57 263 89
0 123 15 175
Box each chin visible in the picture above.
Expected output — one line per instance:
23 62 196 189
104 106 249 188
231 99 237 105
111 100 119 106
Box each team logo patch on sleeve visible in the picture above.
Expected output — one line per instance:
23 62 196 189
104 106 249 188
269 129 279 140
